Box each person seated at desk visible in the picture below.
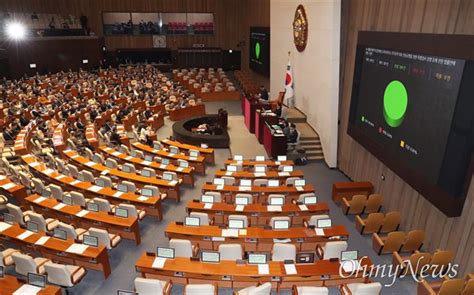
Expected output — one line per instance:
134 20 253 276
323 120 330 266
259 85 269 101
287 123 298 144
109 126 122 146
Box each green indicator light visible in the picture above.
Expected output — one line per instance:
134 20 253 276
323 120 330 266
383 80 408 128
255 42 261 59
361 116 365 122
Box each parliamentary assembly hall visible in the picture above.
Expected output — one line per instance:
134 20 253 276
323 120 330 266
0 0 472 294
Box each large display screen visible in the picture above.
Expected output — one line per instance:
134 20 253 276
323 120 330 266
249 27 270 76
354 47 464 183
348 32 474 217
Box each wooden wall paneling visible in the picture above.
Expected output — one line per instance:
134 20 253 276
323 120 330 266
339 0 474 275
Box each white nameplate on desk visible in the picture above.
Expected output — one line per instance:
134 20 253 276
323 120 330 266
235 205 244 212
141 160 151 165
275 161 281 165
0 175 6 180
113 191 124 198
101 170 110 175
55 175 66 180
138 196 149 201
89 185 102 192
267 205 282 212
0 222 12 232
216 185 224 190
43 168 54 175
125 156 133 160
204 203 213 209
189 157 197 161
258 264 269 275
70 180 80 185
221 229 239 237
211 237 225 241
225 172 233 176
168 153 176 157
34 236 50 245
85 161 96 167
238 186 251 191
159 164 167 169
284 263 297 275
12 284 42 295
254 172 266 177
112 151 121 157
17 231 34 240
66 243 89 254
278 172 290 176
30 162 40 167
1 183 16 190
295 186 304 191
169 180 178 186
71 154 80 159
53 203 67 210
152 257 167 269
76 210 89 217
176 167 184 172
315 228 325 236
33 196 46 204
298 205 308 211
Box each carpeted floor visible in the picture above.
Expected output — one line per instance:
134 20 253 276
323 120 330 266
4 100 417 294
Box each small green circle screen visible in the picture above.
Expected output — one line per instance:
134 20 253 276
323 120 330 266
383 80 408 128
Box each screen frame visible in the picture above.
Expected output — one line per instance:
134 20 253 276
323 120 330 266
248 253 268 264
83 235 99 247
228 219 244 229
317 218 332 228
200 251 220 263
157 247 175 259
184 216 200 227
27 272 46 288
347 31 474 217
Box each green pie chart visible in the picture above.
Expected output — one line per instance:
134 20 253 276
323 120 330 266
255 42 261 59
383 80 408 128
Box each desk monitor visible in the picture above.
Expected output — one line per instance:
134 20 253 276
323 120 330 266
255 166 266 173
53 228 67 240
4 213 15 225
227 165 237 172
341 250 358 261
96 179 106 187
157 247 175 259
115 208 129 218
179 161 189 168
144 155 153 162
228 219 244 229
317 218 332 229
213 178 225 186
162 173 173 181
0 266 4 278
295 179 306 186
255 156 265 161
235 196 249 205
26 221 39 233
184 216 200 227
233 155 243 161
240 179 252 187
27 273 46 288
201 194 214 203
189 150 199 158
117 291 138 295
83 235 99 247
62 195 73 205
141 169 152 177
277 155 287 161
283 166 294 172
153 142 162 149
169 146 179 154
248 253 267 264
130 150 137 157
269 196 284 206
161 158 170 165
122 165 132 173
117 183 128 193
201 251 220 263
268 180 279 187
141 188 154 197
273 219 290 230
41 188 51 198
87 202 99 212
303 195 317 204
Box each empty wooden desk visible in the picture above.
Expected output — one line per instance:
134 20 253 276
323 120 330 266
161 138 215 165
186 201 330 226
132 142 206 174
165 222 349 252
224 159 295 169
0 275 61 295
26 194 141 245
99 146 195 187
0 222 111 278
332 182 374 204
62 150 181 201
21 154 164 219
135 255 371 289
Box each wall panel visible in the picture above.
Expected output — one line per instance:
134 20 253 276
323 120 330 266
338 0 474 276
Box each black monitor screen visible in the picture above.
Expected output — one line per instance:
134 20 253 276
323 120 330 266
249 27 270 77
348 32 474 217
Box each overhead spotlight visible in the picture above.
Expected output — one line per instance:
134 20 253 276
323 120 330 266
229 49 233 53
6 22 26 40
